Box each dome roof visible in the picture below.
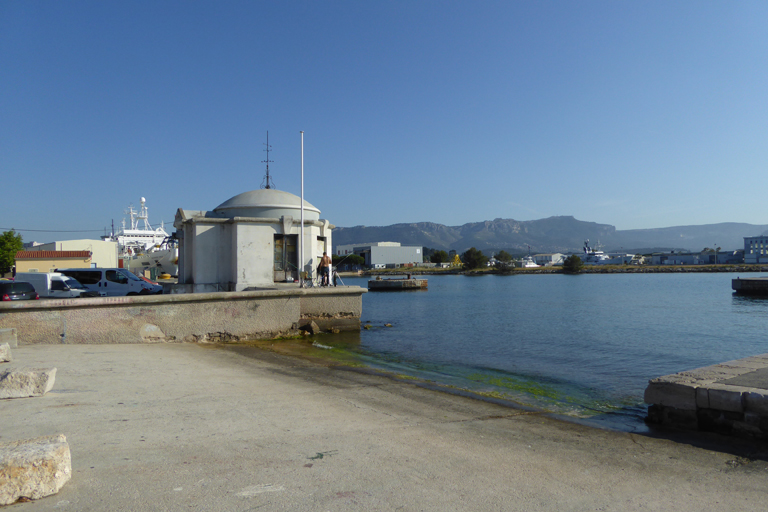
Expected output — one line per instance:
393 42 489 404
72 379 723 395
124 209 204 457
214 189 320 220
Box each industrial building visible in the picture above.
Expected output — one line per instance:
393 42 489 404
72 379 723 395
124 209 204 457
649 250 744 265
533 253 566 266
335 242 422 269
744 236 768 264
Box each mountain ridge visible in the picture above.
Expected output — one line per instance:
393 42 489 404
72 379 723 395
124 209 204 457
333 216 768 254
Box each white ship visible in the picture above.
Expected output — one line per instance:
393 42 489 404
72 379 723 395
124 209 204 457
581 240 610 265
581 240 634 265
103 197 178 277
520 245 540 268
521 255 540 268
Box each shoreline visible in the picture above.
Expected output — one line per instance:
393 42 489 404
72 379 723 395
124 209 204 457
352 263 768 276
231 337 648 433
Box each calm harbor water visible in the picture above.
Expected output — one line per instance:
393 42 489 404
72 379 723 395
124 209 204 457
323 273 768 432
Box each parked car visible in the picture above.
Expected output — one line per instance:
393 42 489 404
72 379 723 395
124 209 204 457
55 268 163 296
0 281 40 301
14 272 90 298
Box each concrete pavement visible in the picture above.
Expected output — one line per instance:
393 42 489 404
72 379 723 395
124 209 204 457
2 342 768 511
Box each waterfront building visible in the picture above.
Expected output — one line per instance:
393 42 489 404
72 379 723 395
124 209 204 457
744 236 768 264
650 250 744 265
24 239 118 268
533 253 566 266
172 189 332 292
14 250 92 273
335 242 423 269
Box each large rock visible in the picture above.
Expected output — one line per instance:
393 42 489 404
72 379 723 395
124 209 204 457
301 321 321 335
0 343 10 363
0 368 56 399
0 434 72 505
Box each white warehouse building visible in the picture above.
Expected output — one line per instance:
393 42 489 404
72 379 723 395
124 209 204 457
336 242 422 269
745 236 768 264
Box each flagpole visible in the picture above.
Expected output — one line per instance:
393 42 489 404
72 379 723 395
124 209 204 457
300 131 305 287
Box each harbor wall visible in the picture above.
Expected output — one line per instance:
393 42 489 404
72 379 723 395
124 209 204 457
0 288 365 345
645 354 768 439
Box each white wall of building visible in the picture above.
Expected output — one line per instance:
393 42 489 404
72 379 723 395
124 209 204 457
176 214 331 291
533 253 565 266
745 236 768 264
33 239 118 268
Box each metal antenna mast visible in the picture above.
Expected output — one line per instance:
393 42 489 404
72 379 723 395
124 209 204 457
261 131 275 189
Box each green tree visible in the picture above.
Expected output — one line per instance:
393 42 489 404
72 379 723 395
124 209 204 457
430 250 449 264
562 254 583 274
461 247 488 270
0 230 23 274
495 250 513 262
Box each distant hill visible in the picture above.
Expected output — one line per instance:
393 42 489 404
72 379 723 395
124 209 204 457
333 217 768 254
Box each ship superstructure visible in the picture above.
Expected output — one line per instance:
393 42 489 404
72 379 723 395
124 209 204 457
103 197 178 276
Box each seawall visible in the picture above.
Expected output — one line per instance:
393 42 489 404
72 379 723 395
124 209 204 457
0 287 366 345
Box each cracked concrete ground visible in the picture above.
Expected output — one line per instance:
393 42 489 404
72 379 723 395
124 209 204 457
2 343 768 511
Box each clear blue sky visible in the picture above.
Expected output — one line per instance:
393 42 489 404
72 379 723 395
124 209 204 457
2 1 767 243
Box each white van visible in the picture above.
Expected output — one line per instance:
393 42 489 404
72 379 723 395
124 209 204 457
56 268 163 297
15 272 90 298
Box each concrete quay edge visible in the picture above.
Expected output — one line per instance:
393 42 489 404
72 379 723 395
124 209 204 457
645 352 768 437
0 286 366 313
732 276 768 294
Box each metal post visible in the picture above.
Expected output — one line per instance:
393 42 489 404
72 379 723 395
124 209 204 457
300 131 305 287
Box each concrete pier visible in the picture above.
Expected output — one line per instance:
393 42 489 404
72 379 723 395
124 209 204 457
368 277 428 290
645 354 768 438
732 276 768 295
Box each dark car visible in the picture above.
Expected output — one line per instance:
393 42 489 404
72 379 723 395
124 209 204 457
0 281 40 301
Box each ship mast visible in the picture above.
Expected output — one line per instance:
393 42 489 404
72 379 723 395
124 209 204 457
261 131 275 189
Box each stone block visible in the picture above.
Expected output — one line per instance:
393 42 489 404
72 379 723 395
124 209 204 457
732 420 763 438
646 404 698 429
0 328 16 349
0 343 10 363
744 389 768 415
0 368 56 399
696 387 709 409
0 434 72 505
744 412 762 427
644 381 697 410
300 321 321 335
708 387 745 413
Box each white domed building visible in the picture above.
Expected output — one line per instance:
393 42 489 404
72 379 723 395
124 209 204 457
173 189 333 292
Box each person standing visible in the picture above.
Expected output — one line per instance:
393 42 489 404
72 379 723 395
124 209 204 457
318 252 332 286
